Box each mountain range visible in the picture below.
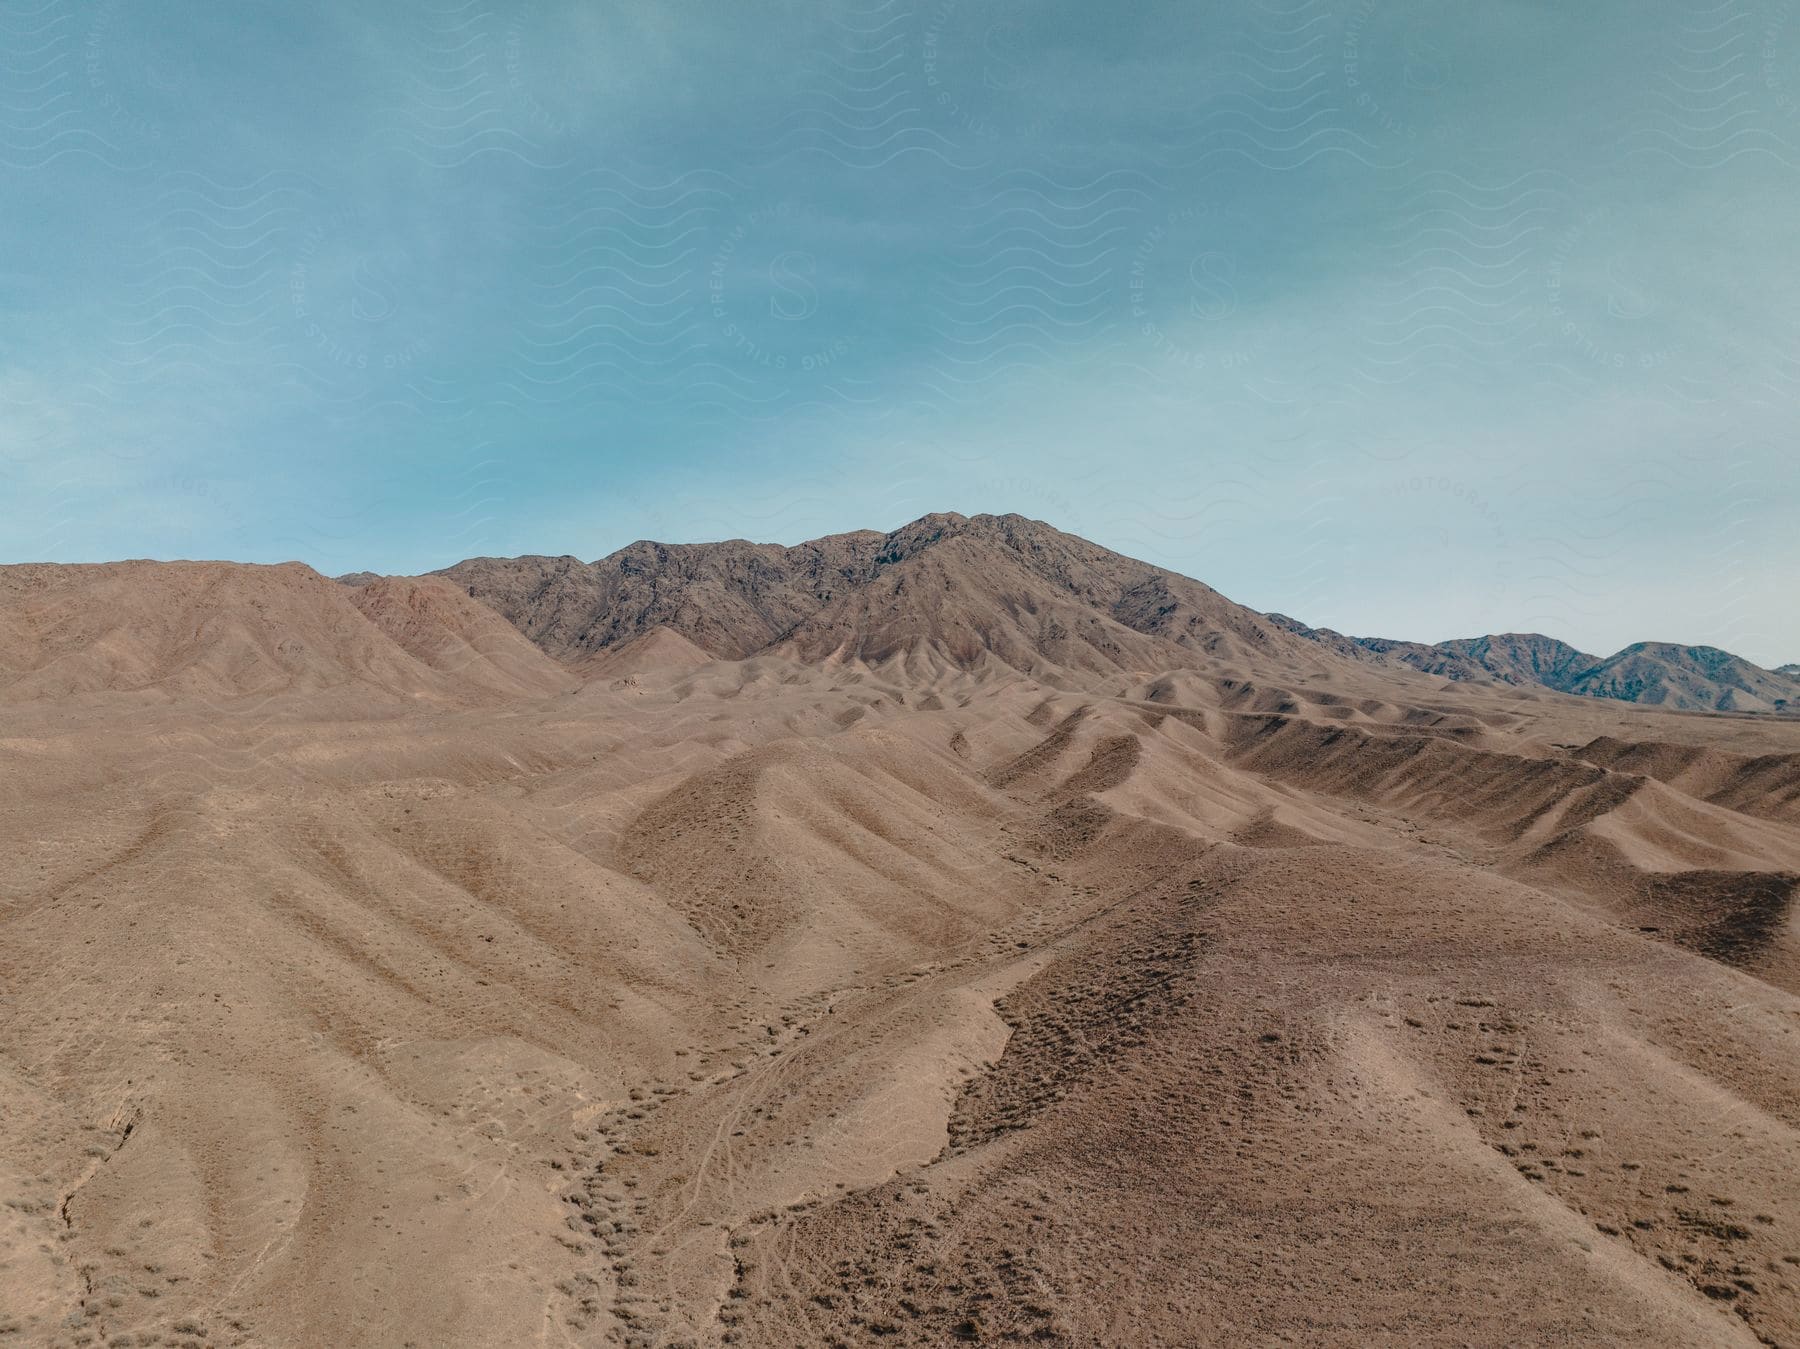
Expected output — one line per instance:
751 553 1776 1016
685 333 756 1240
5 512 1791 717
1271 619 1799 715
430 512 1794 716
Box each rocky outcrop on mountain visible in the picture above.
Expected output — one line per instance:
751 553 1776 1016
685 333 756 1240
438 513 1318 680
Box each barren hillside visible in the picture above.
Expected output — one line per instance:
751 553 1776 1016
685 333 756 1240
4 528 1800 1347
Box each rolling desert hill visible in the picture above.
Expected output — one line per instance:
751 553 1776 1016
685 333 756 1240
0 561 570 707
5 519 1800 1346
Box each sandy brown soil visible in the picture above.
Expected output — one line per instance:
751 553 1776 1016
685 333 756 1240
4 551 1800 1347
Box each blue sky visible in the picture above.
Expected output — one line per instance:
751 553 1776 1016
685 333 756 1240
3 0 1797 664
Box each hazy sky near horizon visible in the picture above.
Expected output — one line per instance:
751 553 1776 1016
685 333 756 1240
3 0 1798 663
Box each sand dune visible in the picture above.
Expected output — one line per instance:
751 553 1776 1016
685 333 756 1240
5 527 1800 1346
